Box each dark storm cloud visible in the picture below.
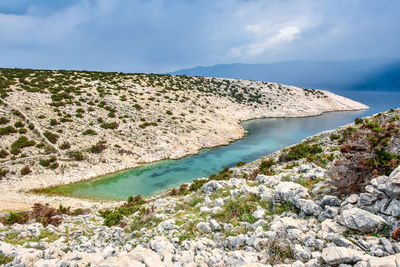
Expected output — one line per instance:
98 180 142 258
0 0 399 72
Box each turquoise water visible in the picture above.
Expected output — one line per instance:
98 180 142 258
49 90 400 200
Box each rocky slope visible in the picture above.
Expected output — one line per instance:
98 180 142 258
0 68 367 211
0 109 399 266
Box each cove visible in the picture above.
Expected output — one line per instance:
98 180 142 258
46 90 400 200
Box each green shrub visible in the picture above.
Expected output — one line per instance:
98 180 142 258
68 151 84 161
0 117 10 125
166 110 173 115
10 136 35 154
49 119 58 126
28 123 35 130
260 159 276 174
59 142 71 150
14 121 24 128
0 253 14 265
354 117 363 124
43 131 59 144
0 149 8 158
82 129 97 136
4 212 27 225
236 161 246 167
0 126 17 136
39 156 57 167
279 143 322 162
20 165 31 175
100 122 118 129
18 128 27 134
329 133 341 140
89 141 107 153
215 195 258 224
0 168 8 178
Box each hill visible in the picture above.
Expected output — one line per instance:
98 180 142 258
0 68 366 210
170 59 400 91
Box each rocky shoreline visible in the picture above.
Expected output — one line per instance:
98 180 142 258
0 108 399 266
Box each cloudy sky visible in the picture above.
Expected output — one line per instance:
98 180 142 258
0 0 399 73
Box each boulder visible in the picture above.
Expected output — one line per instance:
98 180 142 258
202 180 223 194
274 182 309 202
339 208 387 233
294 199 322 217
322 246 367 265
197 222 211 233
252 206 265 219
320 195 341 207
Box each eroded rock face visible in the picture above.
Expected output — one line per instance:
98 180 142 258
338 208 387 233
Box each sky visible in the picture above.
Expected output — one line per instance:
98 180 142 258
0 0 399 73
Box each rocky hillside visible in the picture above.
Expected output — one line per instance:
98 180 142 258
0 109 399 266
0 68 367 211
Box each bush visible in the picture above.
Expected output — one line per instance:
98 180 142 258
20 165 31 175
0 149 8 158
0 126 17 136
279 143 323 162
82 129 97 136
260 159 276 174
354 117 363 124
166 110 173 115
215 195 258 224
18 128 27 134
329 133 341 140
100 122 118 129
236 161 246 167
0 168 8 178
68 151 84 161
0 117 10 125
4 212 27 225
43 131 59 144
59 142 71 150
89 141 107 153
49 119 58 126
14 121 24 128
10 136 35 155
39 156 57 167
329 118 400 195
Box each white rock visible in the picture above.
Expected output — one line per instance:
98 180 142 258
202 180 223 194
339 208 387 233
252 206 265 219
322 246 368 265
274 182 309 202
197 222 211 233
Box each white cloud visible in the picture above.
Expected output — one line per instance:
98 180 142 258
230 26 301 57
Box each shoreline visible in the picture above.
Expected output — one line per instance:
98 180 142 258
32 106 369 202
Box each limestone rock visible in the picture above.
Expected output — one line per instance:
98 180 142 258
322 246 367 265
274 182 309 202
202 180 223 194
339 208 387 233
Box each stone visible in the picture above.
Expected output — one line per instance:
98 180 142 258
129 246 163 266
294 199 322 217
202 180 223 194
365 253 400 266
252 206 265 219
339 208 387 233
274 182 309 202
322 246 367 265
209 220 221 231
389 166 400 184
358 193 377 206
381 199 400 217
197 222 211 233
320 195 341 207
